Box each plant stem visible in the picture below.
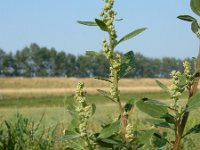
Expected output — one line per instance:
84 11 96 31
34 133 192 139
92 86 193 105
173 41 200 150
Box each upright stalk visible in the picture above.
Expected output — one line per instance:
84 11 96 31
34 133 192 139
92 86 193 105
100 0 128 133
173 41 200 150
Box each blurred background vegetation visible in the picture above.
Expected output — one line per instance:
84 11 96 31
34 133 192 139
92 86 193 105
0 43 194 78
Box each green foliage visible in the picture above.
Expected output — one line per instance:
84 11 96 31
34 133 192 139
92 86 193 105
118 51 135 78
62 130 80 140
0 45 193 78
178 0 200 37
0 113 58 150
155 80 169 93
177 15 196 22
85 51 99 56
187 92 200 111
137 59 200 149
117 28 146 45
190 0 200 16
97 120 120 139
97 89 116 102
77 20 97 26
95 19 109 32
136 98 168 118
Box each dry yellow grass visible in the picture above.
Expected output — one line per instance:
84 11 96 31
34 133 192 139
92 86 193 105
0 77 171 88
0 77 199 96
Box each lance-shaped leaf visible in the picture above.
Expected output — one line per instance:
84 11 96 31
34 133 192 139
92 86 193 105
97 89 116 102
138 129 155 145
117 27 146 45
191 0 200 17
191 20 199 33
97 120 120 139
160 113 175 124
152 133 169 148
155 80 169 93
77 20 97 26
86 51 99 56
183 123 200 137
154 122 172 129
177 15 196 22
118 51 135 78
136 98 168 118
115 18 123 21
61 130 80 140
95 19 109 32
187 92 200 111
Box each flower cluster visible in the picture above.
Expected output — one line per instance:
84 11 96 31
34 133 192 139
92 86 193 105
183 61 192 89
125 123 134 142
74 82 92 137
110 54 121 101
102 38 112 59
100 0 117 45
169 70 182 101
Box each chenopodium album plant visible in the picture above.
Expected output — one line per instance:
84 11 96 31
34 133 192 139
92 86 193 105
61 0 165 149
136 0 200 149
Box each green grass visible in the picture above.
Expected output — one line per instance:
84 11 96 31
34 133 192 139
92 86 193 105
0 91 199 149
0 91 186 108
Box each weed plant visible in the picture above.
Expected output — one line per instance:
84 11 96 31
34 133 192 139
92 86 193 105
63 0 200 150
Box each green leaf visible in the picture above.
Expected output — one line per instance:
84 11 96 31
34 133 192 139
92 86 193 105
160 113 175 124
66 101 79 129
97 89 116 102
115 18 123 21
95 19 109 32
177 15 196 22
190 0 200 16
91 104 96 115
152 133 168 148
183 123 200 137
85 51 99 56
155 80 169 93
154 122 171 129
124 98 136 112
61 130 80 140
138 129 155 145
117 27 146 44
191 21 199 33
98 120 120 139
136 98 168 118
187 92 200 111
100 138 123 146
95 77 112 83
118 51 135 78
77 21 97 26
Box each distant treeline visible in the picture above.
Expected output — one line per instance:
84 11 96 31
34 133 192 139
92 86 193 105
0 43 193 78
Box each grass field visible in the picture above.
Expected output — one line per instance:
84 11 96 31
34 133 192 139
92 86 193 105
0 78 170 124
0 77 200 148
0 77 195 125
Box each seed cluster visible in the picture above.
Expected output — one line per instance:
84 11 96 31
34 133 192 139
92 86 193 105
169 70 182 101
74 82 96 149
100 0 117 45
125 123 134 142
74 82 91 137
183 61 192 89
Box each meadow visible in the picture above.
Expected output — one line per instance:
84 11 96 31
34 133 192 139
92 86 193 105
0 77 196 125
0 77 200 149
0 77 171 124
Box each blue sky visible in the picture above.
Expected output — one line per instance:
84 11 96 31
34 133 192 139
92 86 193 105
0 0 199 59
